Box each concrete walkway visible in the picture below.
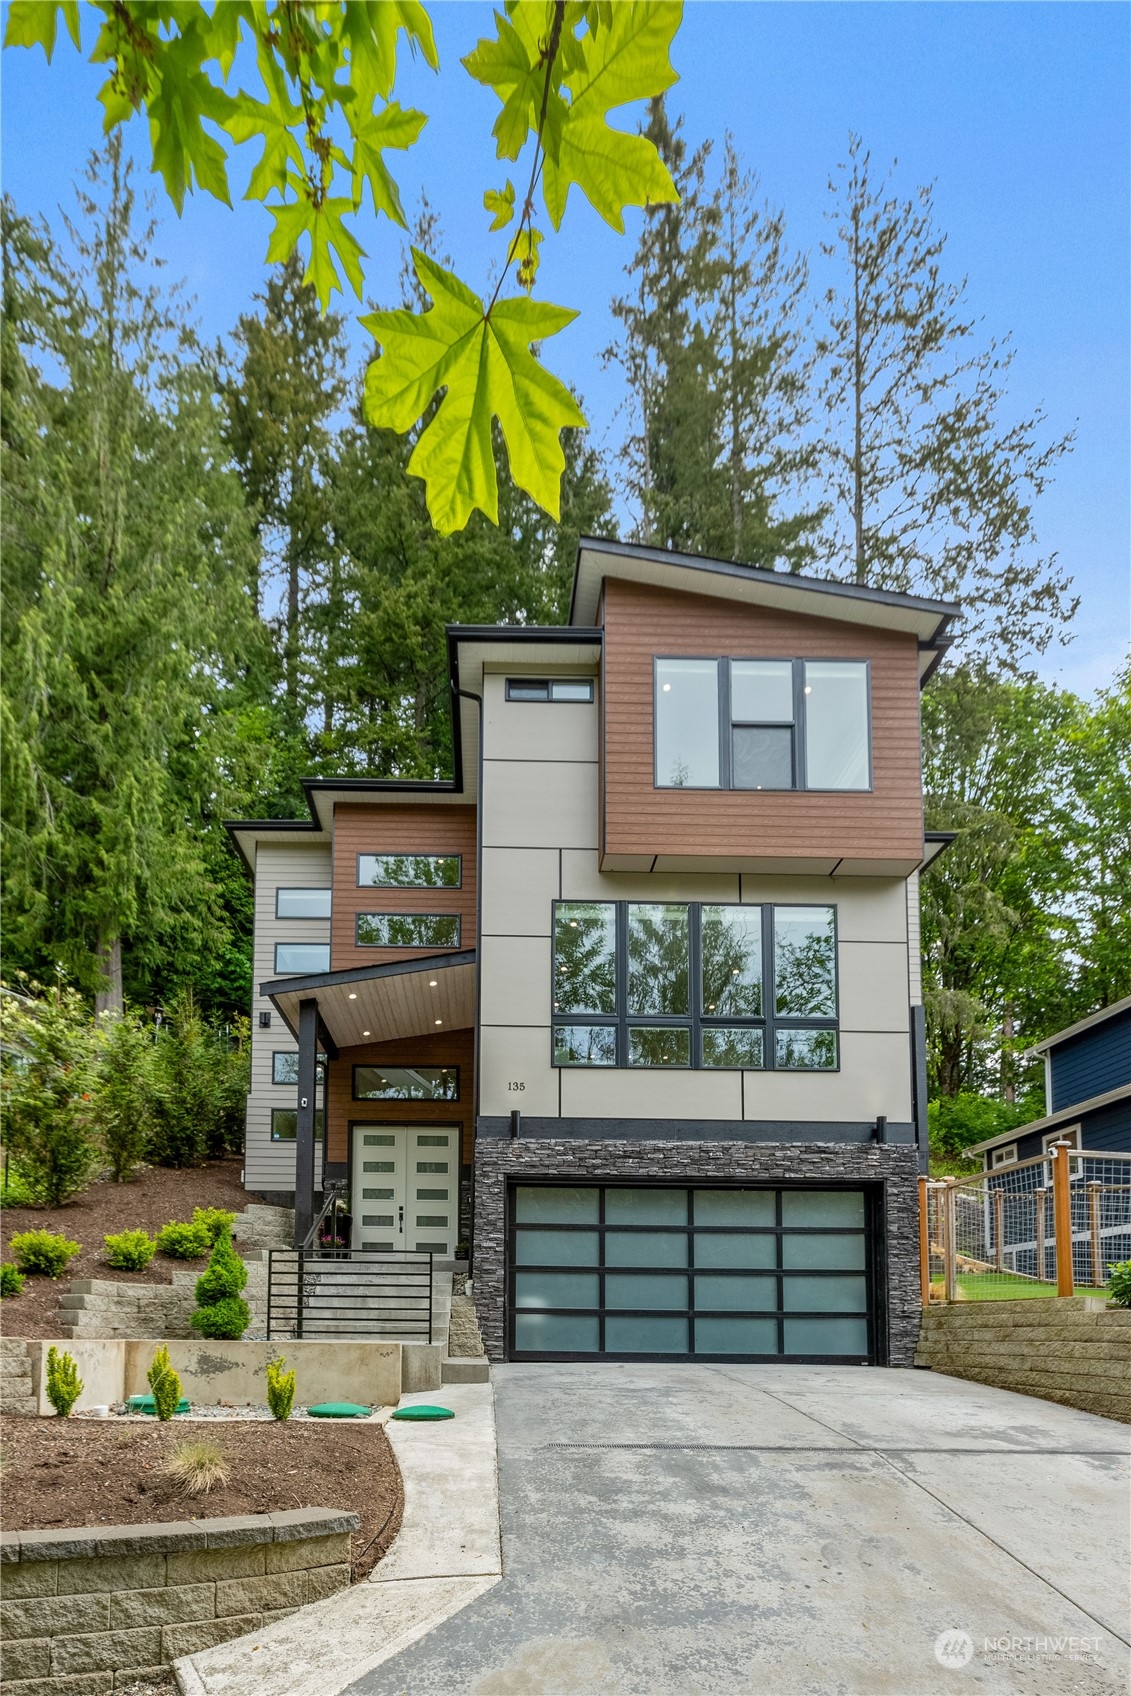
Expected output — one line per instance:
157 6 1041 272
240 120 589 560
342 1363 1130 1696
175 1384 501 1696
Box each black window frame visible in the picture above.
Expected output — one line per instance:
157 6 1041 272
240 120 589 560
653 655 872 793
273 941 332 976
506 1180 879 1364
272 1052 326 1087
274 886 332 920
505 677 594 703
551 899 839 1071
355 912 462 949
355 854 462 890
270 1106 325 1142
352 1064 460 1102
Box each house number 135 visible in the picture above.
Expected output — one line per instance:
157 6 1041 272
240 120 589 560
507 1080 526 1092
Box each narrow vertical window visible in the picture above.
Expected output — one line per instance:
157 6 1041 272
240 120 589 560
655 659 719 788
803 661 870 789
730 661 795 790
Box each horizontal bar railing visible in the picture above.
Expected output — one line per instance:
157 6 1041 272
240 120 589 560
266 1249 435 1341
920 1150 1131 1305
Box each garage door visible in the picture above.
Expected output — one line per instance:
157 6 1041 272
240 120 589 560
508 1185 875 1362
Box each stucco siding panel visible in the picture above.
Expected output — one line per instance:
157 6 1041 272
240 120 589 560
482 759 599 850
479 1024 558 1117
481 847 559 937
481 671 599 763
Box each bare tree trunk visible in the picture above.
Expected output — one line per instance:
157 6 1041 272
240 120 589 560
95 935 123 1016
851 201 866 583
1001 1008 1015 1103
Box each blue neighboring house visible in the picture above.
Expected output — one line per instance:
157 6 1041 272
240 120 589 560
971 996 1131 1171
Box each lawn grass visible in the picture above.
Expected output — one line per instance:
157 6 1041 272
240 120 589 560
955 1272 1108 1301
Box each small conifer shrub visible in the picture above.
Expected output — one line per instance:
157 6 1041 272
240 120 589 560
148 1343 183 1421
46 1346 83 1416
0 1263 25 1298
103 1229 157 1270
189 1226 250 1339
266 1355 296 1421
10 1229 81 1277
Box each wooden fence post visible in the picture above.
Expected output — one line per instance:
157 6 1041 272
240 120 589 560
1087 1183 1103 1290
918 1176 930 1304
1051 1144 1074 1297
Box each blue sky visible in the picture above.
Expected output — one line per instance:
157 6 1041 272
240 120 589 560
2 2 1128 693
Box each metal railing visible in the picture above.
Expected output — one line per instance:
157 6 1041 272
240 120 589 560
266 1249 434 1341
920 1148 1131 1304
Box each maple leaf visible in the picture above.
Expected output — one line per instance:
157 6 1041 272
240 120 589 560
362 248 585 534
542 1 681 231
227 54 305 202
462 6 553 163
484 180 516 230
349 101 428 224
267 177 366 310
3 0 80 59
342 0 438 103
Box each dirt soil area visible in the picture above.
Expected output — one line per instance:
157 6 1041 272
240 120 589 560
0 1159 255 1338
0 1414 402 1581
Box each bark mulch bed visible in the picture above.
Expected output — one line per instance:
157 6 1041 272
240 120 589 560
0 1414 402 1581
0 1158 256 1339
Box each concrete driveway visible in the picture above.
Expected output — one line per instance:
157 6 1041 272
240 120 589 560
346 1363 1130 1696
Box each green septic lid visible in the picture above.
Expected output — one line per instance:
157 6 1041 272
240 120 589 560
391 1405 455 1421
307 1402 371 1419
128 1394 190 1414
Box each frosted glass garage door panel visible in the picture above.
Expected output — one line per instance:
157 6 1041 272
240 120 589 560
693 1190 776 1227
783 1317 869 1355
605 1316 689 1353
694 1274 777 1311
514 1313 599 1352
605 1274 688 1310
782 1275 867 1313
782 1233 866 1269
515 1187 599 1224
695 1317 779 1355
515 1230 599 1266
515 1272 599 1309
782 1191 865 1227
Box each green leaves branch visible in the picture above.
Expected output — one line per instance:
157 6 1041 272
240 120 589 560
5 0 682 533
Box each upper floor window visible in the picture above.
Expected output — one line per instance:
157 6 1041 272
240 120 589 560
272 1053 326 1086
552 900 838 1070
654 658 871 792
356 913 461 949
275 887 331 919
274 942 331 975
357 854 460 888
506 678 594 703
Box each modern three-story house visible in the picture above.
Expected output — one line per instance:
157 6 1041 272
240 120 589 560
226 538 958 1367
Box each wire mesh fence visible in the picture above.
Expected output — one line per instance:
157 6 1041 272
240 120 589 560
921 1150 1131 1303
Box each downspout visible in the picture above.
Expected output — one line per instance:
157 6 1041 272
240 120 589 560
456 685 484 1274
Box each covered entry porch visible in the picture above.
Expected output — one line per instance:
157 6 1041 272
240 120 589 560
261 950 476 1250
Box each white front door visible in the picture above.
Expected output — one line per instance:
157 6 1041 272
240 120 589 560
351 1124 459 1255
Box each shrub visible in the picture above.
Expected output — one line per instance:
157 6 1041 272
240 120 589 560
45 1346 83 1416
1106 1261 1131 1308
192 1206 237 1246
95 1009 158 1183
266 1355 296 1421
0 981 102 1206
149 992 247 1166
0 1263 25 1298
190 1227 249 1339
0 1161 44 1207
147 1344 183 1422
103 1229 157 1271
10 1229 81 1277
162 1437 229 1497
155 1220 211 1260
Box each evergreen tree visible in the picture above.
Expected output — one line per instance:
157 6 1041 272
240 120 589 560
816 135 1076 665
1 142 257 1011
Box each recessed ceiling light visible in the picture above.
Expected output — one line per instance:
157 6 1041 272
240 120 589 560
429 979 438 987
348 992 357 1000
662 682 671 692
362 1030 370 1037
434 1018 442 1026
803 685 812 695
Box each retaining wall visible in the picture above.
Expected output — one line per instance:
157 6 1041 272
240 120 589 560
916 1297 1131 1422
0 1507 357 1695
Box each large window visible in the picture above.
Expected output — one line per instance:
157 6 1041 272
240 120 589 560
353 1065 459 1101
357 854 460 888
274 942 331 975
654 657 870 791
552 901 837 1070
272 1053 326 1086
356 913 461 948
275 887 331 919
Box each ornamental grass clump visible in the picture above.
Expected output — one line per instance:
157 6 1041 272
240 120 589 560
266 1354 296 1421
162 1437 230 1497
147 1343 183 1421
189 1226 250 1340
9 1229 81 1277
103 1229 157 1270
45 1346 83 1417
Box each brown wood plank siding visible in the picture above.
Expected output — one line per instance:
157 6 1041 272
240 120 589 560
601 578 924 863
326 1028 474 1169
331 804 477 971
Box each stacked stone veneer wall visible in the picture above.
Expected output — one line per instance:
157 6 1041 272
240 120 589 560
916 1298 1131 1423
0 1508 357 1695
0 1339 36 1417
473 1140 920 1366
52 1206 292 1343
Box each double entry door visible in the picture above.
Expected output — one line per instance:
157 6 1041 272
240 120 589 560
350 1123 459 1255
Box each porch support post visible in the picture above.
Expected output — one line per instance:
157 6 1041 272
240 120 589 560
294 998 319 1249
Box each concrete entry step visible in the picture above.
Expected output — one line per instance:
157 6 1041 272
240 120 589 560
442 1356 490 1384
